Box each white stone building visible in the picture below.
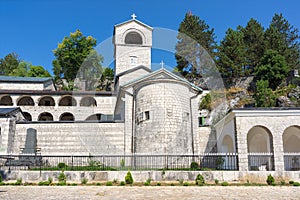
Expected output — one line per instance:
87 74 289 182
0 16 299 172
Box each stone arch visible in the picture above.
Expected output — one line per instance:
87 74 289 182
23 112 32 121
86 113 101 121
221 135 234 153
59 112 75 121
17 96 35 106
283 125 300 152
125 31 143 45
80 96 97 107
0 95 13 106
38 112 53 121
38 96 55 106
247 126 274 171
247 126 274 153
59 95 77 106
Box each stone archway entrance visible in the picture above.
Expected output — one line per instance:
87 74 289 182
283 126 300 170
247 126 274 171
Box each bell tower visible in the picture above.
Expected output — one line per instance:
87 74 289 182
113 14 153 76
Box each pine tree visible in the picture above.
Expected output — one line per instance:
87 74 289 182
266 13 300 70
175 12 216 79
241 18 266 74
217 28 247 80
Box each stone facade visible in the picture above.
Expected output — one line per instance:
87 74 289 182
215 108 300 171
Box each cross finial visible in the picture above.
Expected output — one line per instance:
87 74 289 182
160 60 165 69
131 13 137 19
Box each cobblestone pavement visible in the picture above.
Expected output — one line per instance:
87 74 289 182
0 186 300 200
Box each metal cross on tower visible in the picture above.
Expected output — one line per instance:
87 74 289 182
131 13 137 19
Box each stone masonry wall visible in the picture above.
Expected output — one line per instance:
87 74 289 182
15 122 125 155
134 81 192 154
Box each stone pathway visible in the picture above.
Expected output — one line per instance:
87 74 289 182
0 186 300 200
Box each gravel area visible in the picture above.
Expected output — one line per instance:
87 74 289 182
0 186 300 200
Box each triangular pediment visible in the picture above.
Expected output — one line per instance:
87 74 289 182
121 68 202 92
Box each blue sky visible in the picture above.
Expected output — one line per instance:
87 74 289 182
1 0 299 74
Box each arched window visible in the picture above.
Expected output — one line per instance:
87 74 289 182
80 96 97 107
59 112 75 121
38 96 55 106
38 112 53 121
0 95 13 106
23 112 32 121
59 96 77 106
125 32 142 45
17 96 35 106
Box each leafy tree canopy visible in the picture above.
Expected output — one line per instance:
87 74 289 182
52 30 102 88
255 49 289 90
0 53 20 75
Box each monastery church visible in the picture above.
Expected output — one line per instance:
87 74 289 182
0 16 299 172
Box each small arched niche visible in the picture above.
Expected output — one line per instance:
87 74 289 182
38 112 53 121
17 96 35 106
59 112 75 121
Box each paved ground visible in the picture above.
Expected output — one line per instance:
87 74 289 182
0 186 300 200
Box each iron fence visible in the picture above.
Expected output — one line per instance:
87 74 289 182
248 153 274 171
0 153 238 171
284 153 300 171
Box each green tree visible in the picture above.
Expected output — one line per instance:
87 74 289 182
241 18 266 73
28 66 51 77
52 30 102 89
255 50 289 90
175 12 216 79
266 13 300 70
217 28 247 79
9 61 31 77
0 53 20 75
254 80 276 107
9 61 51 78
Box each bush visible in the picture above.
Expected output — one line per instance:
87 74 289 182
156 182 161 186
96 182 101 186
293 182 300 187
144 182 150 186
266 174 275 185
38 181 49 186
146 178 151 184
289 180 294 184
0 173 2 183
15 178 22 186
106 181 113 186
57 162 67 169
120 181 125 186
58 172 67 185
214 179 219 185
221 182 229 186
125 171 134 184
190 161 199 170
81 178 88 185
170 183 175 186
183 182 189 186
195 174 205 185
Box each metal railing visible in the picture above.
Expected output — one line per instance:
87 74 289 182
0 153 239 171
248 152 274 171
284 153 300 171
